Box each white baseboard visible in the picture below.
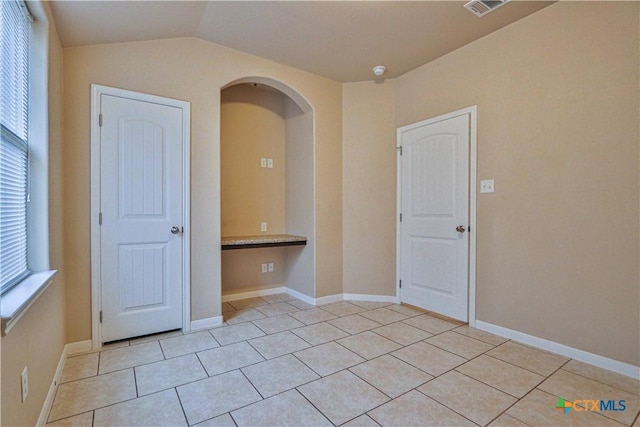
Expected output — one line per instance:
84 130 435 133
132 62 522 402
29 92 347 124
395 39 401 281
191 316 223 331
221 288 400 308
343 293 398 303
36 350 65 426
285 288 316 305
222 286 287 302
475 320 640 380
37 340 92 426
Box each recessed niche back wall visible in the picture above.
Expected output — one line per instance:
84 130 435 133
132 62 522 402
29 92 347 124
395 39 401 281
221 83 314 296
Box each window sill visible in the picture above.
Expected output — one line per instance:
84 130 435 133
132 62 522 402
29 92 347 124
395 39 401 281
1 270 57 336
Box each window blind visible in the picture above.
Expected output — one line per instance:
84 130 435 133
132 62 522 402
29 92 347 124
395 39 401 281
0 0 31 293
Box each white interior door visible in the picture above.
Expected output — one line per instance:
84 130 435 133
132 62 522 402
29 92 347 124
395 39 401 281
100 93 184 342
399 112 470 321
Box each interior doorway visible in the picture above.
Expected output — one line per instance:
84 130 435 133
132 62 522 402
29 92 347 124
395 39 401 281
397 106 477 323
90 84 191 347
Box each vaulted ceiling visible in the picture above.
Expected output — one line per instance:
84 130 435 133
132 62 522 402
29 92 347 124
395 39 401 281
49 1 552 82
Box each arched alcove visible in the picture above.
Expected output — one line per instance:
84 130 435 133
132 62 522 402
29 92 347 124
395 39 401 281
220 78 315 302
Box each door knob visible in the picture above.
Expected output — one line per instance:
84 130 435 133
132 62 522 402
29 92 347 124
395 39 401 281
171 226 180 234
456 225 466 233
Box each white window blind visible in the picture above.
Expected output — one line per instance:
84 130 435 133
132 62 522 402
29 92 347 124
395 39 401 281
0 0 32 294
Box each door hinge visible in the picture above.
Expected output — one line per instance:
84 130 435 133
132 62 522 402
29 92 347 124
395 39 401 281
399 213 403 223
99 311 103 323
397 146 403 155
399 280 402 289
99 212 102 225
99 113 103 127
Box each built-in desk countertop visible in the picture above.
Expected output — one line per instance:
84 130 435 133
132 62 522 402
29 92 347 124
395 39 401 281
221 234 307 250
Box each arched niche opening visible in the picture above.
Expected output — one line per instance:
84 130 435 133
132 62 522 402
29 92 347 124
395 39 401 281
220 77 315 302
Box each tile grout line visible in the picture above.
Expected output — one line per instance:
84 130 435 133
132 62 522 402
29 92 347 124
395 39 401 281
50 296 636 427
207 308 436 425
450 328 508 346
558 366 640 397
482 350 565 378
49 306 480 424
413 387 484 426
291 388 337 427
479 356 573 427
172 386 192 426
48 302 424 423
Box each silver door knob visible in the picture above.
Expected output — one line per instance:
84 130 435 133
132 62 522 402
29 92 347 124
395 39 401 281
456 225 466 233
171 226 180 234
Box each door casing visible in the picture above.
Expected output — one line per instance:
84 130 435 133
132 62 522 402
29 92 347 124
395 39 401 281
90 84 191 350
396 106 477 326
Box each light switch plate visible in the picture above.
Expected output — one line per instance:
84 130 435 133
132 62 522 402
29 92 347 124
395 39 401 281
260 158 267 168
268 262 274 272
480 179 495 193
261 222 267 232
267 158 273 169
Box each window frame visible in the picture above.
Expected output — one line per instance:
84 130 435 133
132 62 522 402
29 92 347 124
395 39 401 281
0 0 32 294
0 0 56 335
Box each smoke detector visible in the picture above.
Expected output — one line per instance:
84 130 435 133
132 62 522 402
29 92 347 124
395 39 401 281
372 66 386 77
464 0 510 17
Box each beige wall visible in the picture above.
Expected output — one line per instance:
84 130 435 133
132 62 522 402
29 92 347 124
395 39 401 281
284 98 315 297
221 84 288 295
222 248 287 295
395 2 639 366
220 84 316 297
342 80 397 296
63 37 342 340
1 2 67 424
221 84 286 236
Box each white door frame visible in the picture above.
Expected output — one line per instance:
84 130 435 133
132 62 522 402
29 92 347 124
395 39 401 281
90 84 191 350
396 106 477 326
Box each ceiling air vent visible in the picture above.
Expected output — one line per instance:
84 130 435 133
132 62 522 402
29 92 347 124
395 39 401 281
464 0 510 17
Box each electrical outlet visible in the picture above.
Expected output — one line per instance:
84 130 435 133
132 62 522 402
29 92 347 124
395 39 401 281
260 158 267 168
261 263 268 273
268 262 274 272
267 158 274 169
480 179 495 193
21 366 28 402
261 222 267 232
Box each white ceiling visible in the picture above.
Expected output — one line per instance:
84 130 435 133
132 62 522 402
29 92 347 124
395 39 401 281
49 1 553 82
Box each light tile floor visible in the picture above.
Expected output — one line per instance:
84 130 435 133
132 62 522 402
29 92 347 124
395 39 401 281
47 295 640 426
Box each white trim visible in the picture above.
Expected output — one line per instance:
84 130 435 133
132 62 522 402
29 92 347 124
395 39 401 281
476 320 640 380
343 293 398 303
90 85 102 351
1 270 56 335
36 340 92 426
191 316 223 331
222 286 287 303
396 106 478 325
90 84 191 349
220 289 401 309
181 92 192 334
36 352 64 427
285 287 316 305
468 107 478 327
395 123 403 314
314 294 343 305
